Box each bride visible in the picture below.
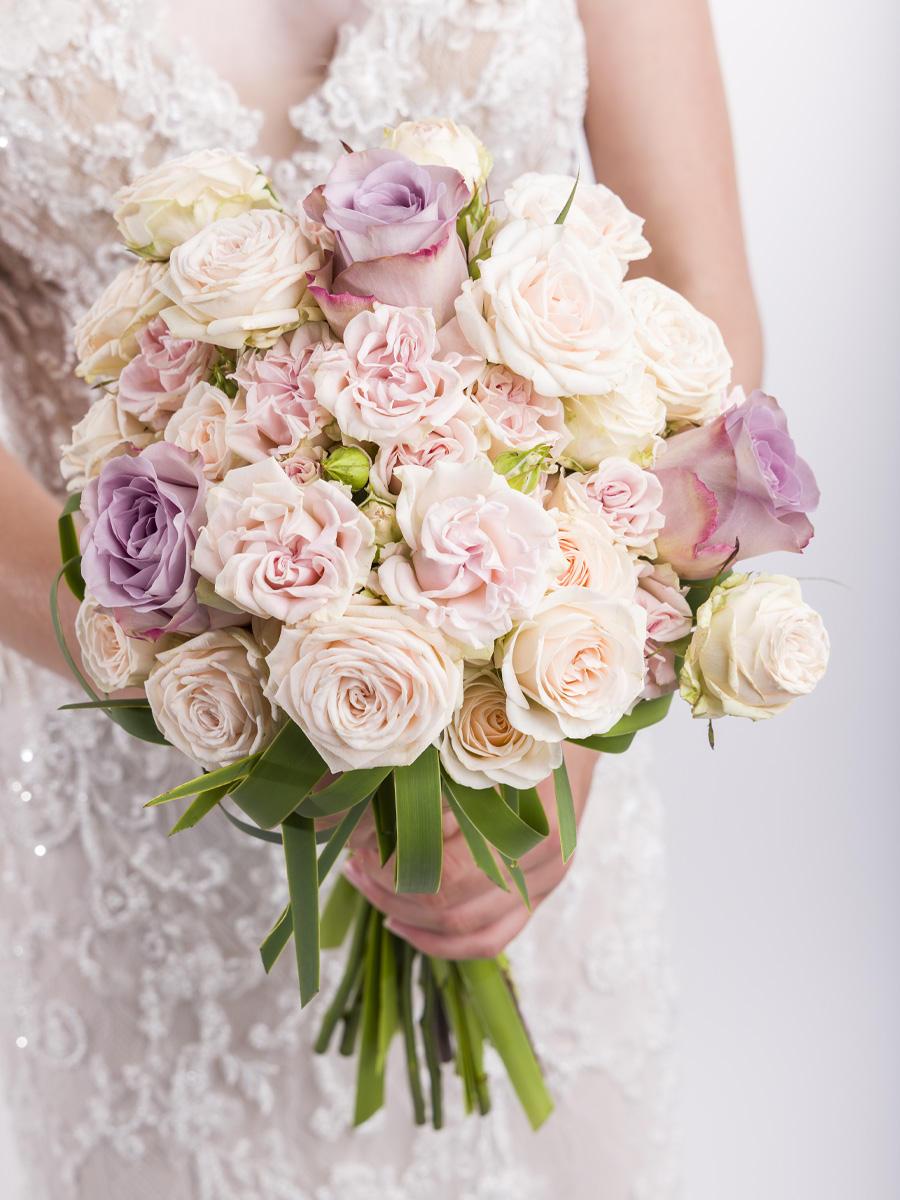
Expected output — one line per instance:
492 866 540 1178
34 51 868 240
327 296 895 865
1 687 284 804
0 1 761 1196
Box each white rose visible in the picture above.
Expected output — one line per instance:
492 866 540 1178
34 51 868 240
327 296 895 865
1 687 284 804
146 629 281 770
549 509 638 599
625 277 733 427
266 605 463 772
383 118 493 192
60 394 158 493
75 596 169 692
73 260 168 382
440 664 562 790
560 364 666 470
455 219 635 399
680 573 830 720
164 382 239 481
158 210 323 350
501 587 647 741
113 148 280 259
503 173 650 276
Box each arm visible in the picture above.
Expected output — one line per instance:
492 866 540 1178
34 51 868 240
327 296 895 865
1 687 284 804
578 0 764 390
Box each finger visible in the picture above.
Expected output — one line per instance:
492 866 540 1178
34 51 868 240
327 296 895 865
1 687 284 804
385 905 533 961
347 799 460 854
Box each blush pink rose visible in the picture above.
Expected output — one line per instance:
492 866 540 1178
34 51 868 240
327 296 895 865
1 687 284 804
226 323 333 462
634 561 693 643
470 364 570 460
378 458 564 650
193 457 375 623
310 304 466 445
116 315 217 430
551 458 665 552
370 412 481 499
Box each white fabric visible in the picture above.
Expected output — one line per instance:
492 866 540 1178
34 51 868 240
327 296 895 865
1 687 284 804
0 2 679 1195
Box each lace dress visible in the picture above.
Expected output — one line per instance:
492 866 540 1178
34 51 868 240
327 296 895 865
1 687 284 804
0 2 679 1196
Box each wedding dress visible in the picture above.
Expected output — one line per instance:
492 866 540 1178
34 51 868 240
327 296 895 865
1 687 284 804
0 2 678 1196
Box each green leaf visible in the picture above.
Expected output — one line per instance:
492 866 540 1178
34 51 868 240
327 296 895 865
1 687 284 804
106 707 170 745
499 852 531 911
453 965 491 1115
219 804 284 844
259 904 293 974
354 910 386 1125
59 698 152 710
144 755 260 807
457 958 553 1130
605 693 674 736
58 495 85 602
394 747 443 894
230 722 328 829
419 958 444 1129
372 776 397 867
553 762 577 864
281 812 320 1007
376 924 399 1071
569 731 636 754
315 896 370 1052
316 798 370 883
298 764 392 819
554 170 580 225
443 788 508 892
320 872 360 950
398 942 427 1125
167 784 227 836
441 773 546 861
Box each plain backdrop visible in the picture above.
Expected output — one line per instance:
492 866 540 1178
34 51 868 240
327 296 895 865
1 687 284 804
1 2 898 1197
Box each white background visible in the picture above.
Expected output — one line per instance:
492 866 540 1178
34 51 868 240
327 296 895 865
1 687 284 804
2 1 898 1195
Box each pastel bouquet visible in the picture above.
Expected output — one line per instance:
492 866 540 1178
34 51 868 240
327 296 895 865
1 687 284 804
56 119 830 1130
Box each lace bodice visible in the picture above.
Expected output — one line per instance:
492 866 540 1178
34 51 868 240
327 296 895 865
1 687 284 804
0 5 678 1197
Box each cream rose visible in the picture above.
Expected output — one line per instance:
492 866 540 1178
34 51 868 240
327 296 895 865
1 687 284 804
193 458 375 624
383 118 492 193
440 664 562 790
73 260 167 383
146 629 281 770
378 458 564 650
60 394 158 493
550 459 665 553
501 587 647 741
561 365 666 470
680 573 830 720
455 219 635 398
503 173 650 276
549 509 638 599
158 210 323 350
164 382 238 481
75 596 168 693
266 605 463 772
113 148 280 260
626 277 733 428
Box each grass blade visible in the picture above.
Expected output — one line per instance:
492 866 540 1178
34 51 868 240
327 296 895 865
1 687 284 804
553 761 577 863
394 747 442 894
282 812 320 1007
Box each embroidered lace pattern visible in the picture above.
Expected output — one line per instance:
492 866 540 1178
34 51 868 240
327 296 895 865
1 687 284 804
0 2 678 1194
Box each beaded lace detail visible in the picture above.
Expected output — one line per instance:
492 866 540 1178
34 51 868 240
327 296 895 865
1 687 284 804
0 3 678 1195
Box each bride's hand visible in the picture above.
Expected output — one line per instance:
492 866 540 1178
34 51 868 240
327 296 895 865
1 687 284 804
340 743 598 960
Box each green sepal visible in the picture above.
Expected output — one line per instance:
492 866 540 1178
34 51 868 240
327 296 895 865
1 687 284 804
441 773 546 862
553 761 577 864
167 783 228 835
58 493 85 602
443 787 508 892
144 755 260 807
259 904 293 974
230 721 328 829
394 747 443 894
281 811 320 1007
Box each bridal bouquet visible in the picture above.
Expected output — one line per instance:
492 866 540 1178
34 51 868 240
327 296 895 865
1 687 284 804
56 120 829 1130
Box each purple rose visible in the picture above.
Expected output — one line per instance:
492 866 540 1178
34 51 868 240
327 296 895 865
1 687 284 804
303 149 470 335
652 389 819 579
80 442 211 637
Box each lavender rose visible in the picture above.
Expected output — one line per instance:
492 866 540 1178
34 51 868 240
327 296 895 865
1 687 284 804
303 149 470 335
79 442 212 637
652 389 819 579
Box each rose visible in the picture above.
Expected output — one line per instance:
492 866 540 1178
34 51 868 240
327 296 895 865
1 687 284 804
281 443 326 486
163 382 238 481
265 605 463 772
638 647 679 703
158 210 323 350
440 664 562 790
652 389 819 579
193 458 375 624
116 315 217 430
304 149 470 335
680 573 829 719
226 323 332 461
470 364 570 460
79 441 213 637
383 118 493 193
358 496 402 547
310 305 466 445
75 595 171 692
625 277 732 427
73 260 167 383
455 219 635 398
549 509 637 599
503 174 650 277
500 587 647 741
60 394 158 493
378 458 564 650
550 458 665 552
370 413 481 499
560 365 666 470
634 561 693 643
146 629 281 769
113 148 280 259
